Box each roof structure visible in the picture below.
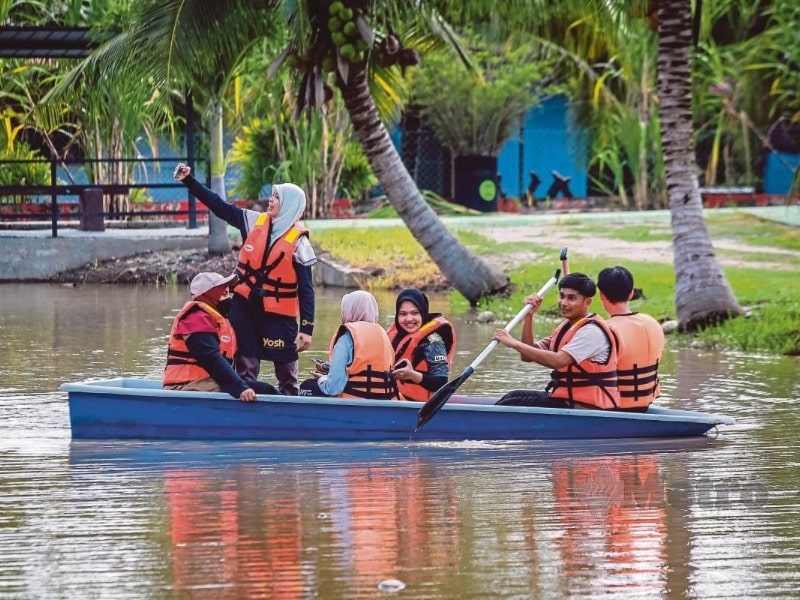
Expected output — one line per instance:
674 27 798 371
0 24 202 235
0 26 94 59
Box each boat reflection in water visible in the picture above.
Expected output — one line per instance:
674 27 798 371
549 454 667 592
165 465 304 597
323 460 459 590
69 439 716 598
162 461 462 596
134 444 461 597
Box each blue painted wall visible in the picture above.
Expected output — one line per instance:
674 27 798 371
43 96 588 204
50 153 207 204
391 95 588 200
763 151 799 194
497 95 587 199
35 98 800 205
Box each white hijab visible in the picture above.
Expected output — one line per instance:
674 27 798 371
341 290 380 324
270 183 307 246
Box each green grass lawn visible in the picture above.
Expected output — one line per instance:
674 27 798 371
312 213 800 355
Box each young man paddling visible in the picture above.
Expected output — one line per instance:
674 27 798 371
596 266 665 411
492 272 620 409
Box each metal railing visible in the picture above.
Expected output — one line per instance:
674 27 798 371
0 156 210 237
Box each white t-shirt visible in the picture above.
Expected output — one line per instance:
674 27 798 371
537 321 610 364
562 323 610 364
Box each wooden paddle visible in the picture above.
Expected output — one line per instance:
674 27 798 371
415 268 562 432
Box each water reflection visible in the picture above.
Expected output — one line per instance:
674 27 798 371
165 466 305 597
0 283 183 386
2 283 800 598
67 442 467 597
550 455 667 594
61 439 726 598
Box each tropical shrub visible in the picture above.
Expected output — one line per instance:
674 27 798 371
409 28 560 158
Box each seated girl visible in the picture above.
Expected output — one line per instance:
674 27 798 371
300 290 401 400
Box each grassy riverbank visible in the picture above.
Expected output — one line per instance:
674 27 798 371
314 211 800 356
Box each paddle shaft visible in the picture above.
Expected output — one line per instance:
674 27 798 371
415 269 560 432
465 275 559 372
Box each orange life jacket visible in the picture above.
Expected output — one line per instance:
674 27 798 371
330 321 400 400
606 313 664 409
163 301 237 385
547 315 620 409
386 315 456 401
233 213 308 317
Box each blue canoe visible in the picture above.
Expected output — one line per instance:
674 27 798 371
61 378 735 441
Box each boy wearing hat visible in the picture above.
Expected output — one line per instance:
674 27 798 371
163 272 278 401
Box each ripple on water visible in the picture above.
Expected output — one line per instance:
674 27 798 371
1 286 799 599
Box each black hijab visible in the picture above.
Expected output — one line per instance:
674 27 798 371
394 288 430 339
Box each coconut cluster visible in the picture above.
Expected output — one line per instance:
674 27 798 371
327 0 369 63
280 1 422 109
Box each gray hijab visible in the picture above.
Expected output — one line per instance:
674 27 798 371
341 290 380 324
270 183 306 246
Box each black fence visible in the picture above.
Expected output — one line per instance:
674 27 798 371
0 157 210 237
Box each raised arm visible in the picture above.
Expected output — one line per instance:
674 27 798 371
173 163 246 230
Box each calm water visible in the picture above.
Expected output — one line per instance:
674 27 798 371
1 284 798 599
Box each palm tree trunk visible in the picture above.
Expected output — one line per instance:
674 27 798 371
656 0 743 329
338 64 509 305
207 99 232 256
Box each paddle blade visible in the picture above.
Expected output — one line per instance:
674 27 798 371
415 367 474 432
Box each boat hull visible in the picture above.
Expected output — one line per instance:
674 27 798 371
62 378 735 441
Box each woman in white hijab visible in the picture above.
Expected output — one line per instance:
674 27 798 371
269 183 306 245
174 164 316 396
300 291 400 400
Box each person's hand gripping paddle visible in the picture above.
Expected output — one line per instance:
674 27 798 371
415 267 561 432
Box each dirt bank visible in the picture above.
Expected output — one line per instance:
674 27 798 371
45 245 438 289
48 248 239 286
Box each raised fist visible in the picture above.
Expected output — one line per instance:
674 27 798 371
173 163 191 181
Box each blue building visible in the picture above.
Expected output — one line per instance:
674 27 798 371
394 95 588 210
497 95 587 200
